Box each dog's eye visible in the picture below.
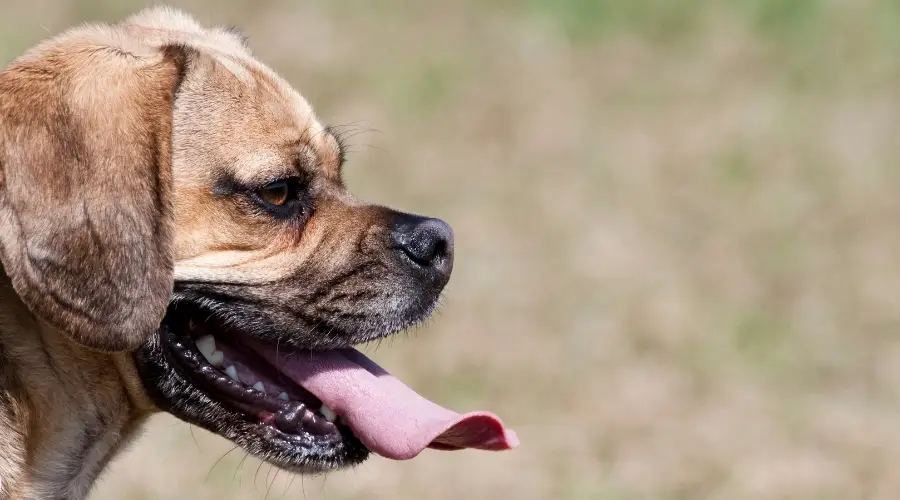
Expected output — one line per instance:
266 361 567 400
257 180 290 207
249 177 309 219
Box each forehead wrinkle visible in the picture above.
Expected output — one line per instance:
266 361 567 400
211 53 253 84
190 35 316 125
240 55 318 128
242 63 327 153
190 36 336 181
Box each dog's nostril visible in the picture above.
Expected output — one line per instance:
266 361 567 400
391 216 455 272
429 238 449 264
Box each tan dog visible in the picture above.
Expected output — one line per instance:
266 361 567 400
0 6 516 499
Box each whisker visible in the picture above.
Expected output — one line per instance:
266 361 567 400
295 475 304 500
205 445 239 483
282 474 296 500
265 468 281 500
254 457 267 491
234 451 251 484
188 424 201 451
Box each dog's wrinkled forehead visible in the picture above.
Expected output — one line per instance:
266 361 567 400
119 7 357 284
169 53 343 187
123 7 343 181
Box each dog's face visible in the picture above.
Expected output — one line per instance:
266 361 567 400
130 14 455 470
134 19 459 472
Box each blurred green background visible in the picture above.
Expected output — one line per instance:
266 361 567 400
3 1 900 499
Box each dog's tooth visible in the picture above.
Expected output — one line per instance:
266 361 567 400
319 404 337 423
195 335 215 357
225 365 239 382
253 381 265 392
198 350 214 365
278 392 289 401
207 350 225 367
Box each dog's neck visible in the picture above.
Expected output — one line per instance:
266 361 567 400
0 272 155 500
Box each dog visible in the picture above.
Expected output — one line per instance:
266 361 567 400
0 6 517 500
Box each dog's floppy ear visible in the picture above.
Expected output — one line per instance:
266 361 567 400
0 31 191 351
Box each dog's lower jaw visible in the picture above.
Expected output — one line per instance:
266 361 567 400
133 321 371 474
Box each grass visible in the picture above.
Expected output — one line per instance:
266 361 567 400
3 0 900 498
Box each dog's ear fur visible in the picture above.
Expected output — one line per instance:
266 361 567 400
0 29 190 351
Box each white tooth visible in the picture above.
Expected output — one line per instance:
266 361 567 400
195 335 216 357
199 350 214 365
278 392 289 400
319 404 337 423
253 381 265 392
207 350 225 367
225 365 239 382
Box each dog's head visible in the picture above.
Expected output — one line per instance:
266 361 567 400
0 6 515 473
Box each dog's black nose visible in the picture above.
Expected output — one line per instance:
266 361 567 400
390 215 454 281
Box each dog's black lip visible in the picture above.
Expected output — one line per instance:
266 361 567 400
169 282 442 350
135 330 370 472
166 291 372 351
157 305 361 447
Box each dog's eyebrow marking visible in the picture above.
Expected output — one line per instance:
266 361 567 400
282 138 315 166
281 137 339 178
322 125 348 168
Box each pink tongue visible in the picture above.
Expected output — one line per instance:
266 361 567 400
249 344 519 460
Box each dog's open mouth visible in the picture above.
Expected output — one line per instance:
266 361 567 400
159 305 519 464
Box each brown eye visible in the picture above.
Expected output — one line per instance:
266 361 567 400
257 180 290 206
